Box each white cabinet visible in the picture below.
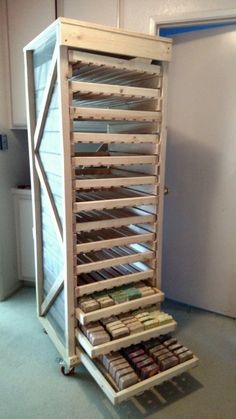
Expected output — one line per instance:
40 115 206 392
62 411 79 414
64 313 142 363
12 188 35 282
7 0 55 128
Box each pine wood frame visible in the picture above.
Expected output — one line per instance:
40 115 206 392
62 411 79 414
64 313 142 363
24 18 198 404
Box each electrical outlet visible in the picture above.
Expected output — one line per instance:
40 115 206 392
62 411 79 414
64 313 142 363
0 134 8 151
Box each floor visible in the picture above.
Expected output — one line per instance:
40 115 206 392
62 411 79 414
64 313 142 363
0 287 235 419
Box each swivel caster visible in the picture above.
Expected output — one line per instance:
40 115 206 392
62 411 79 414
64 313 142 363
60 365 75 376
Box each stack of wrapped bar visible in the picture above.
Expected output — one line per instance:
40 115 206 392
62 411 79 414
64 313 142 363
100 334 194 389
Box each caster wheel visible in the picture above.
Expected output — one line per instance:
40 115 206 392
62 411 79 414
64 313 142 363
60 366 75 376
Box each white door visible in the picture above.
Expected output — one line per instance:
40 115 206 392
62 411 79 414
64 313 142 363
162 26 236 317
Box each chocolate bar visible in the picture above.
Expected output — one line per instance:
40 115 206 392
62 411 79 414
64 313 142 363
127 349 145 360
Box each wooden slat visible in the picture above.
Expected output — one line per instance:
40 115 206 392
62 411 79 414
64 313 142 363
75 174 156 189
71 107 161 122
74 195 157 212
80 349 198 405
70 81 159 100
69 50 162 74
76 250 154 274
34 46 57 150
76 320 177 358
63 23 171 61
24 51 44 316
76 290 164 325
76 214 156 232
41 271 64 316
76 231 155 253
71 133 159 144
75 269 154 297
73 155 156 167
35 155 63 243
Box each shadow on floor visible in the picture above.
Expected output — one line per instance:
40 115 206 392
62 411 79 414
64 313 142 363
72 366 203 418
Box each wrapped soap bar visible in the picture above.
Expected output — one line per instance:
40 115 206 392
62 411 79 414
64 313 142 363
110 361 129 379
109 358 126 374
136 357 154 371
142 339 160 351
168 343 182 352
115 366 134 383
89 332 111 346
152 348 170 360
140 288 155 297
106 321 123 331
81 300 100 312
98 298 114 308
140 363 159 380
118 372 139 390
160 355 179 371
148 344 165 355
163 338 178 347
101 316 119 325
102 353 123 370
110 327 129 339
173 346 188 356
143 319 159 330
131 354 149 366
156 352 173 364
177 350 193 363
128 322 144 334
128 349 145 360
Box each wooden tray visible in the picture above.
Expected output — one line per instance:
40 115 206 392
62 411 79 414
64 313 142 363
79 349 199 404
76 320 177 358
76 289 164 324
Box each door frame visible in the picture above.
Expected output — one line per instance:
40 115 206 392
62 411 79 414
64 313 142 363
149 8 236 36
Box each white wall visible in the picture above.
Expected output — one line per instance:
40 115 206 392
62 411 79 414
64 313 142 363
0 0 30 300
63 0 236 32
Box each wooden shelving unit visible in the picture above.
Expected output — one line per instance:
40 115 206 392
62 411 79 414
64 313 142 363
24 18 198 404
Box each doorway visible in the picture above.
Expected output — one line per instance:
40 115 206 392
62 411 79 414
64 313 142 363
151 14 236 317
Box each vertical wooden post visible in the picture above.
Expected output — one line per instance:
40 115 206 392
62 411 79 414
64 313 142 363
156 62 169 290
24 50 44 315
57 40 75 358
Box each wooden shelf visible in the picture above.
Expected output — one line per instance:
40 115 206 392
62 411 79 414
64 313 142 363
80 349 199 405
76 226 155 253
74 189 158 212
76 320 177 358
76 250 154 275
76 289 164 325
71 80 160 100
76 207 156 232
69 50 162 77
75 171 157 190
72 155 157 167
71 107 161 122
71 133 159 144
75 268 154 297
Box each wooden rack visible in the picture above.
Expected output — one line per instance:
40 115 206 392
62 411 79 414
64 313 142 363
24 18 198 405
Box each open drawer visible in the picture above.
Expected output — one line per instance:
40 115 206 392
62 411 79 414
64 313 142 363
76 320 177 358
76 289 164 325
78 348 199 405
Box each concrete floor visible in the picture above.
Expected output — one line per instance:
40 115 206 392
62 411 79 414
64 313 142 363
0 287 235 419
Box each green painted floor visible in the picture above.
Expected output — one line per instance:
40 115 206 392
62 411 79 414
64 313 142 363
0 287 235 419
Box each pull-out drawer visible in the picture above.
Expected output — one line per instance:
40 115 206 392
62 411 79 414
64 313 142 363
79 349 199 405
76 320 177 358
